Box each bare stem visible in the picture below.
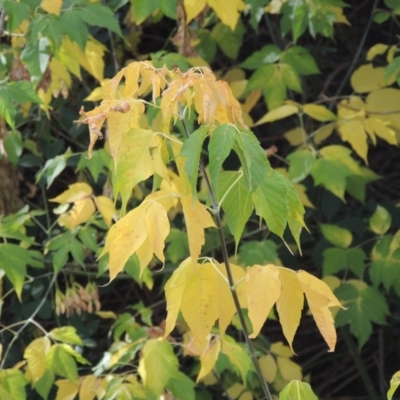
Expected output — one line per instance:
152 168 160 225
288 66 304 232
179 115 273 400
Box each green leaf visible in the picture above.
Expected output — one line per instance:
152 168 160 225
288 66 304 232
370 259 400 290
374 11 391 24
238 240 278 266
0 88 15 128
69 238 85 267
347 247 366 278
7 81 43 105
218 171 253 248
287 149 316 183
320 224 352 248
323 247 347 275
160 0 178 19
233 129 271 190
180 125 208 199
292 4 309 42
0 369 27 400
139 339 179 399
33 369 54 400
311 158 350 200
78 226 99 252
335 282 388 348
281 63 303 92
132 0 160 24
388 371 400 400
20 38 51 83
36 148 72 188
3 130 23 165
80 3 123 37
59 9 89 49
53 246 69 272
166 228 189 263
281 46 320 75
212 20 246 59
252 169 289 239
49 327 83 345
323 247 366 277
0 244 40 300
279 381 318 400
167 371 196 400
4 0 30 32
247 64 287 109
369 205 392 235
309 8 336 37
221 335 253 383
195 29 217 63
240 45 281 69
45 345 78 384
208 124 237 199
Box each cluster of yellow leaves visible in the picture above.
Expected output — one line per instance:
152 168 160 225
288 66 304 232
183 0 246 30
100 190 215 281
50 182 114 229
336 89 399 163
78 62 247 158
164 260 343 352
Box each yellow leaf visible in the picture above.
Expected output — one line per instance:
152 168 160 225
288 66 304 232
254 104 298 125
338 120 368 163
197 337 221 382
57 198 96 230
246 264 281 338
180 195 215 266
297 270 343 352
50 183 93 204
41 0 62 15
284 127 308 146
78 38 106 82
95 311 117 319
387 45 397 63
164 259 191 338
294 183 315 209
367 43 389 61
364 117 397 145
275 267 304 353
366 88 400 130
303 104 337 122
84 83 107 102
101 206 148 280
270 342 293 358
276 356 302 381
55 380 79 400
57 37 82 79
207 0 246 31
79 375 98 400
259 354 277 383
180 263 219 342
184 0 207 22
24 337 51 383
351 64 391 93
314 124 335 144
93 196 114 226
145 201 170 264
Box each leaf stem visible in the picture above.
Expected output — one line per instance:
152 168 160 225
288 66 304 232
179 115 273 400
